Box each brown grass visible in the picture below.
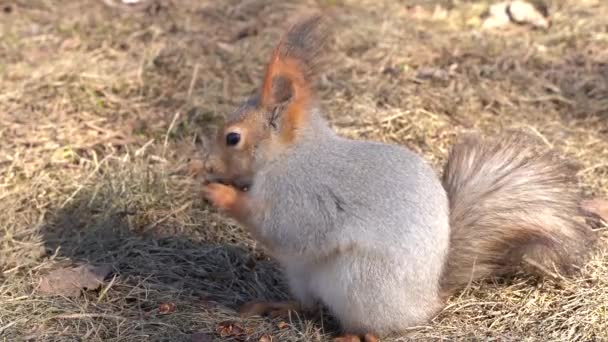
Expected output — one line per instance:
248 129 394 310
1 0 607 340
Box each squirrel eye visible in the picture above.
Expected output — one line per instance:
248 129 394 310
226 132 241 146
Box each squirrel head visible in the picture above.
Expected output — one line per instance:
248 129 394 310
203 15 329 189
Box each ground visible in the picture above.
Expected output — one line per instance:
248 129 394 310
1 0 607 341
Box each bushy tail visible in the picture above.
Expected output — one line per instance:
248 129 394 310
440 131 596 294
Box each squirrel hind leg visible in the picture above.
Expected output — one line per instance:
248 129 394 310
333 333 379 342
238 300 303 319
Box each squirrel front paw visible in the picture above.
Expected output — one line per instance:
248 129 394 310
202 182 239 211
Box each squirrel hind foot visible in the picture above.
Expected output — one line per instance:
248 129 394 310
238 300 301 319
333 333 379 342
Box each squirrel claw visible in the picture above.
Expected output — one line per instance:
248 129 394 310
333 334 379 342
238 300 301 319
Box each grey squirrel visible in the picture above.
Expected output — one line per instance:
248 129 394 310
201 15 596 341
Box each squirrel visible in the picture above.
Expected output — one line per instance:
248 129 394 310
200 15 597 341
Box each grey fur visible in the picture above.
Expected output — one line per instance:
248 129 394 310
244 108 450 334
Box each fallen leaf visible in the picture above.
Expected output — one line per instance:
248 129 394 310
159 302 177 314
403 5 430 19
508 0 550 29
191 331 214 342
482 1 550 30
581 198 608 222
277 321 290 330
37 264 112 297
416 67 451 81
259 335 273 342
431 4 448 20
482 2 511 29
232 25 259 42
216 321 245 338
60 37 81 50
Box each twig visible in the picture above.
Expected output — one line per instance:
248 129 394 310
187 63 201 102
456 257 477 302
143 201 191 232
61 153 113 208
519 95 575 106
51 313 125 320
162 111 180 159
135 138 155 157
97 274 118 303
0 320 19 335
525 125 553 148
579 163 608 175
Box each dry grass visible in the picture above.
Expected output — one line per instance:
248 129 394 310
1 0 607 340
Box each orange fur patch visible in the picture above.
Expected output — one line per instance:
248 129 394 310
202 183 238 212
238 300 302 318
261 47 312 144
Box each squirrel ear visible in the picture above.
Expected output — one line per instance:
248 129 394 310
270 75 295 105
260 56 310 142
258 15 327 140
265 75 295 129
260 49 309 109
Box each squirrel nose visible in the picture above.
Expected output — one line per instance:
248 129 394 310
203 154 227 180
203 160 215 175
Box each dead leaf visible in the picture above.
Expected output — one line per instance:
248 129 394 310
508 0 550 29
431 4 448 20
482 1 550 30
191 331 214 342
259 335 273 342
482 2 511 29
216 321 245 338
37 264 112 297
159 302 176 314
232 25 260 42
277 321 290 330
416 66 451 81
581 198 608 222
403 5 430 19
60 37 81 50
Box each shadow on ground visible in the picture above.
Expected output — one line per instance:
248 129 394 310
34 171 334 341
